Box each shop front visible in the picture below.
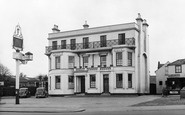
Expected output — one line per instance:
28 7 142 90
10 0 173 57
167 77 185 94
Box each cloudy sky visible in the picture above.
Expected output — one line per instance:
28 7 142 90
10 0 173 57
0 0 185 77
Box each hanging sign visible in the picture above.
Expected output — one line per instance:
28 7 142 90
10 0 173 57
13 24 23 51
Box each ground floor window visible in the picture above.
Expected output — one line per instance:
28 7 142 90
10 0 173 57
68 76 74 89
90 74 96 88
159 81 163 85
55 76 61 89
128 74 132 88
116 74 123 88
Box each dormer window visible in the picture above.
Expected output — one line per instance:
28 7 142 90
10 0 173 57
175 65 182 73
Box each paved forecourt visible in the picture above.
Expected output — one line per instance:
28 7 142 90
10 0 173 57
1 95 185 113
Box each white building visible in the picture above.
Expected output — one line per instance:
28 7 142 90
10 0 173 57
155 61 169 94
45 13 150 95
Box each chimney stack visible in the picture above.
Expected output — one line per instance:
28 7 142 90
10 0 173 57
83 21 89 29
52 25 60 33
143 19 149 27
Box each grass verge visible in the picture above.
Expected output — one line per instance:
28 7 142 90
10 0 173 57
132 95 185 106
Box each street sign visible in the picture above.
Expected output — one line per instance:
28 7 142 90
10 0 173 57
13 24 23 51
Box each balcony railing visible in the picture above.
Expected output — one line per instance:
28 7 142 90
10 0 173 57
45 38 135 54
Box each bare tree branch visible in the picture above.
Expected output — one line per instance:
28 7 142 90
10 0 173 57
0 63 11 76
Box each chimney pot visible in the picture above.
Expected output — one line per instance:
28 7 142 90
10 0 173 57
143 19 149 26
52 25 60 33
136 13 143 21
83 21 89 29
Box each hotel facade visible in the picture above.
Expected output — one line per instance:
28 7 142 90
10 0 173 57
45 14 150 95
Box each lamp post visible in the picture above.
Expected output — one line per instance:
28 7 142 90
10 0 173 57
12 24 33 104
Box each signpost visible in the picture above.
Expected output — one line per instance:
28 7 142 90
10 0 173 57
12 24 33 104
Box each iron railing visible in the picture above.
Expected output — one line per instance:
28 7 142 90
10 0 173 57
45 38 135 54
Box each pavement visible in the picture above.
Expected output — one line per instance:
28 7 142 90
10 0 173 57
0 95 185 113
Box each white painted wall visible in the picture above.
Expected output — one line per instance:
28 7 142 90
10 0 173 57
48 29 136 46
47 15 150 95
155 62 169 94
48 69 74 95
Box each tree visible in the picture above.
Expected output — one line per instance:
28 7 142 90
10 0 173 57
36 74 48 87
19 72 26 78
0 63 13 87
43 75 48 82
0 63 11 77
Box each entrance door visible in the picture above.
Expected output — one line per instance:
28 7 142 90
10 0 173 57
103 74 109 93
150 84 156 94
81 76 85 93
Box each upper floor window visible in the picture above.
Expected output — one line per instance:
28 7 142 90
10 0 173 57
90 74 96 88
70 39 76 50
100 55 106 67
116 74 123 88
52 41 57 50
83 56 88 68
165 66 168 75
116 52 122 66
128 52 132 66
68 56 75 68
55 76 61 89
68 76 74 89
55 56 60 69
175 65 182 73
118 33 125 45
83 37 89 49
100 35 107 47
61 40 66 49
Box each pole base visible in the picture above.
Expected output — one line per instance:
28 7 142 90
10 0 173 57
15 89 19 104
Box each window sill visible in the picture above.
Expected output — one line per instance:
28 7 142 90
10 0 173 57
68 88 74 90
54 89 61 90
126 88 134 89
88 88 98 90
115 87 124 89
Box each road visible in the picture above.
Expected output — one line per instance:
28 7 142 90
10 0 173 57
1 110 185 115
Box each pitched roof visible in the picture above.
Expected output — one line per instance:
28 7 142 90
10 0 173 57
168 59 185 66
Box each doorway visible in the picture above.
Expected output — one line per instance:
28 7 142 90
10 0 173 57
103 74 109 93
81 76 85 93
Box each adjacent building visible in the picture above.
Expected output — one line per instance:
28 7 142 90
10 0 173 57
45 13 150 95
156 59 185 94
155 61 169 94
150 75 156 94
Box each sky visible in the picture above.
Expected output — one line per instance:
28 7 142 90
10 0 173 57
0 0 185 77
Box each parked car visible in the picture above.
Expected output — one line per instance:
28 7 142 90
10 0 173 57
35 87 48 98
19 88 31 98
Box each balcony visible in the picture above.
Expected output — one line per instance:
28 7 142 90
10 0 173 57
45 38 135 55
